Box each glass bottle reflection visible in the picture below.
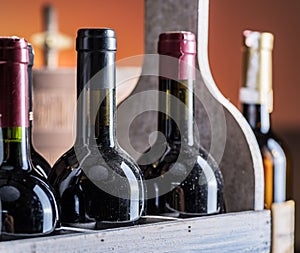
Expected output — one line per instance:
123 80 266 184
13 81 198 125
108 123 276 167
240 30 289 208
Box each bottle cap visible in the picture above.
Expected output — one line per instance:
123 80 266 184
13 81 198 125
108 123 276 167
76 28 117 51
158 31 196 57
243 30 274 51
239 30 274 112
0 37 28 63
76 28 116 90
0 37 29 127
158 31 196 80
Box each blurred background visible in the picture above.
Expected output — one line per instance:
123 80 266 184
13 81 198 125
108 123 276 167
1 0 299 250
0 0 144 66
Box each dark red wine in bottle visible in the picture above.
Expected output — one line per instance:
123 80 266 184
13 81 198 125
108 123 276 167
139 32 225 217
48 28 145 228
240 30 290 209
27 44 52 178
0 37 59 237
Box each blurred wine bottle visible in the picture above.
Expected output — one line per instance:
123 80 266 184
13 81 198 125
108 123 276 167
31 4 76 166
239 30 291 209
27 44 51 178
31 4 73 68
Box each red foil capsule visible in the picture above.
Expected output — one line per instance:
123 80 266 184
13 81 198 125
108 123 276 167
0 37 29 128
158 31 196 80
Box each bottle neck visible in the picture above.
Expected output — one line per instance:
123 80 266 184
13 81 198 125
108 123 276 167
242 103 271 134
158 78 196 147
240 32 274 135
28 118 35 152
240 31 274 114
75 50 116 148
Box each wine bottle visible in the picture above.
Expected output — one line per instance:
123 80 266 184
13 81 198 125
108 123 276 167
139 31 224 217
0 37 59 236
239 30 289 209
48 28 145 228
27 44 51 178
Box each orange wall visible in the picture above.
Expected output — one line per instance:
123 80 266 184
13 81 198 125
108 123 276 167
1 0 299 130
0 0 144 66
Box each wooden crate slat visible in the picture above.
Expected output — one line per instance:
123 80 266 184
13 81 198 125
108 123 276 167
0 211 271 253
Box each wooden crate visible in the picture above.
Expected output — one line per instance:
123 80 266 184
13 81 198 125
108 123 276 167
13 0 293 252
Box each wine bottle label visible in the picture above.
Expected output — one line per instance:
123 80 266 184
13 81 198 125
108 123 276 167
239 87 273 110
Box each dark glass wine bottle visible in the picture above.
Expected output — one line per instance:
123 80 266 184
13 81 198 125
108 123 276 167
139 31 224 217
48 28 145 228
240 30 289 209
27 44 52 178
0 37 59 236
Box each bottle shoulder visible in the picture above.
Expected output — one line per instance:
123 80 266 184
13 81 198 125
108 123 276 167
140 143 222 181
0 169 57 195
253 129 286 156
30 147 52 176
51 145 141 171
48 144 145 224
0 158 49 182
49 145 144 192
48 147 79 187
141 143 225 217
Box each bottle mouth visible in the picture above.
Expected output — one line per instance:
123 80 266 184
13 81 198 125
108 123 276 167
0 37 28 63
76 28 117 51
0 36 27 47
243 30 274 50
159 31 195 42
